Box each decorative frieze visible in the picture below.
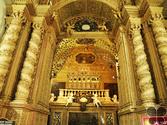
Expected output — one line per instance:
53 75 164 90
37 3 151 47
0 10 25 93
129 18 155 107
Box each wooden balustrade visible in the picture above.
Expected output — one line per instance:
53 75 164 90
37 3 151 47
56 89 112 104
66 82 103 89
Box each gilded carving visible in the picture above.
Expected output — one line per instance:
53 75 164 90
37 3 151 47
0 10 25 93
51 38 117 77
14 21 44 103
5 108 17 120
150 12 167 78
130 18 155 106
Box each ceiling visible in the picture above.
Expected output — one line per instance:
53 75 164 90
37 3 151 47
57 0 115 22
55 0 116 31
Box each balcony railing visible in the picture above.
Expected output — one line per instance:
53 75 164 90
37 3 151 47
66 82 102 89
56 89 112 104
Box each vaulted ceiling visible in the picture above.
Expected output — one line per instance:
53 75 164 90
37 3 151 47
57 0 115 23
53 0 117 32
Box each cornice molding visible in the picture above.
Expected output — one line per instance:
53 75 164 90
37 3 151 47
124 5 140 17
122 5 139 25
13 0 27 4
12 4 26 13
35 5 50 16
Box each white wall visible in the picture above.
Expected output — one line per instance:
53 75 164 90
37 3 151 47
0 0 6 39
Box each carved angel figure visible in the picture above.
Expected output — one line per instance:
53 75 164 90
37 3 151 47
65 92 74 106
98 22 108 31
92 94 102 108
66 23 75 35
49 93 56 102
112 94 119 103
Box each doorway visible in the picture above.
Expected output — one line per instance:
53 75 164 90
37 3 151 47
68 112 98 125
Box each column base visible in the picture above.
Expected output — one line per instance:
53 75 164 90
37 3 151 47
142 99 156 107
8 103 49 125
118 105 146 125
11 99 28 104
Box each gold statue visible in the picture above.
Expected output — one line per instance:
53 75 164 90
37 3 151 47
66 23 75 35
98 22 108 31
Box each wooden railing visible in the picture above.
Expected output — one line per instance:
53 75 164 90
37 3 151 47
56 89 112 103
66 82 102 89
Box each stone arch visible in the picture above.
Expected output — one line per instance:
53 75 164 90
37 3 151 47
48 0 120 30
50 0 119 12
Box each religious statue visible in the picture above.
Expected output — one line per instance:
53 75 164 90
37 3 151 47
65 93 75 107
112 94 119 103
66 23 75 35
49 93 56 102
98 22 108 31
92 94 102 108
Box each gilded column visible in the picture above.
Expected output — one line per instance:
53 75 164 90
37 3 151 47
13 18 44 103
129 18 155 107
0 10 25 93
150 8 167 78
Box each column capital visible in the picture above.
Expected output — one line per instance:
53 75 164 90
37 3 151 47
144 7 164 23
11 5 26 23
12 11 25 20
149 7 164 20
121 5 139 25
128 18 141 32
32 17 45 31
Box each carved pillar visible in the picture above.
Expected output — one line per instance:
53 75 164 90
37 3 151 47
0 10 25 93
31 27 56 105
129 18 155 107
0 0 6 38
150 8 167 79
13 18 44 103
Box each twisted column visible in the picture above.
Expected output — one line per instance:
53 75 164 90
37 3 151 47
14 22 44 103
150 12 167 79
0 0 6 38
0 11 25 93
130 18 155 107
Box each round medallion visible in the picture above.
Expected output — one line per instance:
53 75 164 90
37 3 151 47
82 24 91 31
